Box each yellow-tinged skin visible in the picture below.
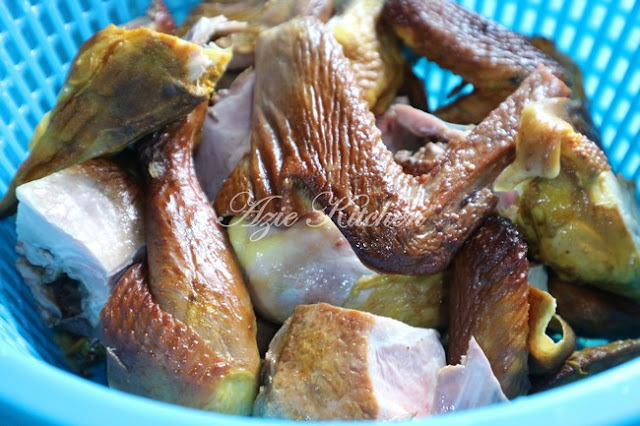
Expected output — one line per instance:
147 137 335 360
227 214 447 327
344 273 447 328
0 24 231 216
496 99 640 300
102 104 260 415
328 0 405 114
527 286 576 375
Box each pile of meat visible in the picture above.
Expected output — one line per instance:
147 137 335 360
4 0 640 420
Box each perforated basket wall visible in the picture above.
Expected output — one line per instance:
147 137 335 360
0 0 639 425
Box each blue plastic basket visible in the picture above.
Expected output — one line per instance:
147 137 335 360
1 0 639 424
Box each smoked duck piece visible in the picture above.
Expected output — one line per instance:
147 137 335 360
381 0 591 126
227 211 447 327
494 98 640 300
0 25 231 216
548 277 640 339
253 303 446 420
327 0 405 114
448 216 531 399
215 17 571 275
15 159 144 337
101 103 260 414
532 339 640 392
254 303 508 420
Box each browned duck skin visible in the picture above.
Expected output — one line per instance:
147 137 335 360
215 17 570 275
448 216 531 399
382 0 564 93
101 103 260 414
0 25 230 216
531 339 640 392
327 0 405 114
381 0 576 125
549 277 640 339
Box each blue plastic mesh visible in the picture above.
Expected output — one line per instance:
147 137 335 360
0 0 639 421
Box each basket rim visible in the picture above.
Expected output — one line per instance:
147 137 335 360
1 351 639 425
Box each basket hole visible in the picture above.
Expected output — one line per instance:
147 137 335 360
79 0 94 12
0 95 11 125
70 26 84 48
568 0 587 21
576 35 594 62
5 1 23 19
5 38 23 67
22 67 39 93
594 46 612 72
588 4 608 30
57 1 73 24
39 94 53 116
36 51 54 79
21 21 39 51
608 15 626 40
53 38 71 68
107 7 121 26
625 28 640 51
37 8 56 36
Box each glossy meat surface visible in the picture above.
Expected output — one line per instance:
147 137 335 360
0 25 230 215
102 103 260 414
382 0 566 124
449 216 531 398
215 17 570 274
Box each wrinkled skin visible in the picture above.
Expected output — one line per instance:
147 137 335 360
382 0 592 126
0 25 231 216
215 17 570 275
101 104 260 414
532 339 640 392
377 103 471 153
448 216 531 399
495 98 640 300
327 0 405 114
